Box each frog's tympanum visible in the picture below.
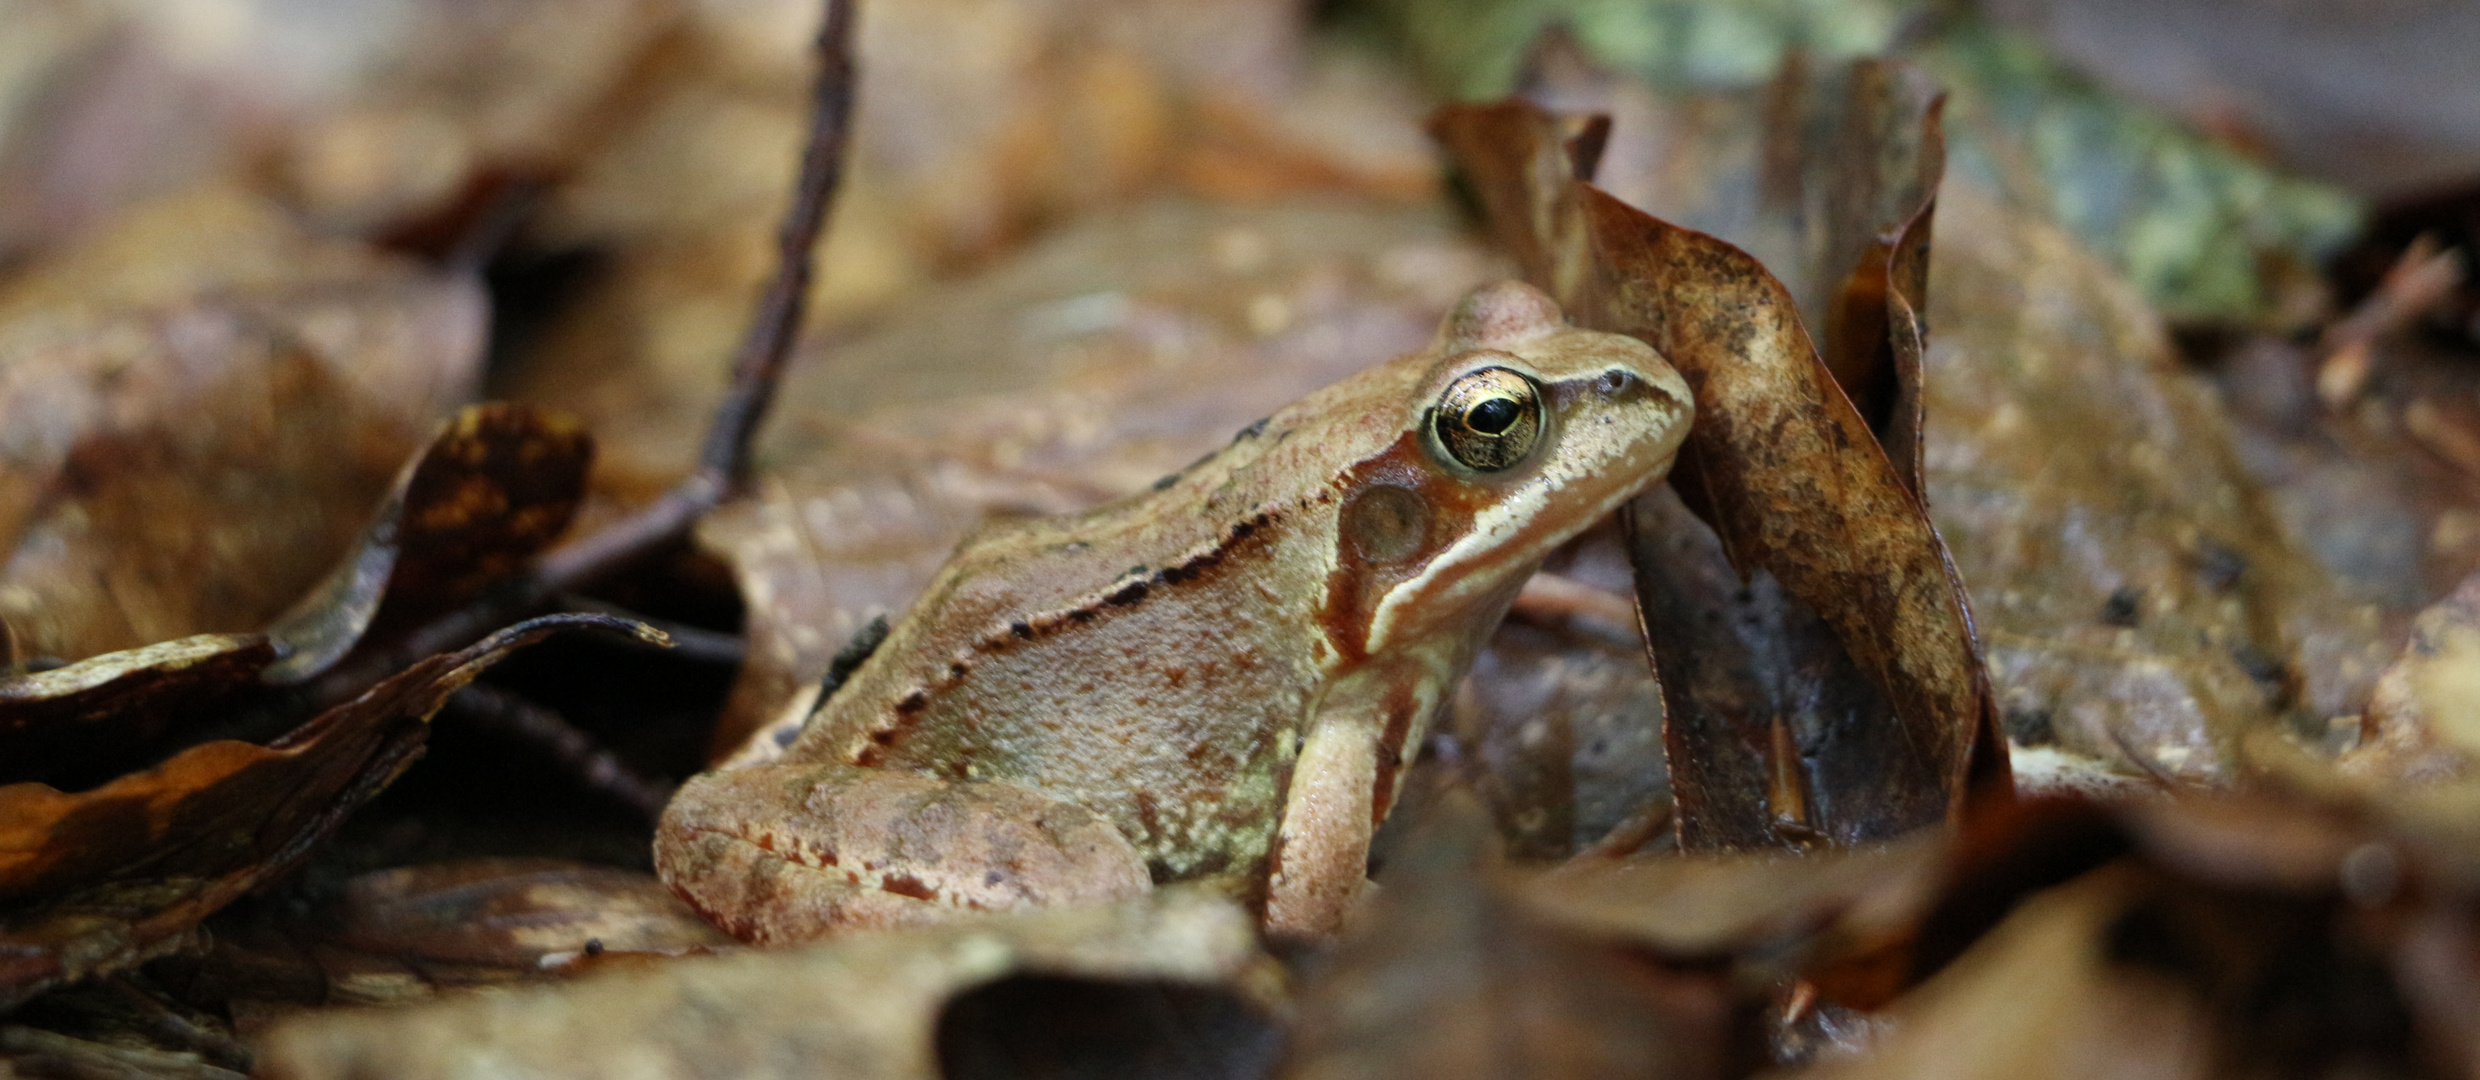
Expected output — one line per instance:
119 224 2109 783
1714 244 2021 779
655 281 1692 941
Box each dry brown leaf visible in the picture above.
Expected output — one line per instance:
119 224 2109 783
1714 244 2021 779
0 613 657 1012
1521 837 1938 963
0 3 249 261
1794 866 2218 1080
511 2 1435 500
254 890 1270 1080
0 634 271 791
322 861 723 967
0 401 587 805
1433 98 2003 845
0 0 674 257
265 403 593 683
0 1023 246 1080
267 0 679 238
320 859 731 972
1283 793 1732 1080
1498 47 2397 788
0 188 484 664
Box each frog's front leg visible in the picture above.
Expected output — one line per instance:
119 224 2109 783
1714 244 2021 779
654 761 1152 943
1263 661 1436 937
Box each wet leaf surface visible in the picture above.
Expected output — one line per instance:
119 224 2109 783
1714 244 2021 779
1925 186 2389 776
1454 533 1672 860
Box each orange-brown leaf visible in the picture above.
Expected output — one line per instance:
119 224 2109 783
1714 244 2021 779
0 612 656 1011
0 634 271 790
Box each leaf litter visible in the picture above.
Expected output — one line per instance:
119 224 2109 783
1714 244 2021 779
1 0 2478 1078
0 613 664 1014
1433 85 2004 846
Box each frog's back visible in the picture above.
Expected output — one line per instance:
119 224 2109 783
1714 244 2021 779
791 403 1358 882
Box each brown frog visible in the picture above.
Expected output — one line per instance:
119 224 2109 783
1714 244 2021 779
655 281 1691 940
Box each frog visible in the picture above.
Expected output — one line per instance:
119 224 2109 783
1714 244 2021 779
654 280 1692 942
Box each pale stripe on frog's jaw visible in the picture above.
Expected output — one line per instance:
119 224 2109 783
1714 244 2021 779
1359 364 1689 659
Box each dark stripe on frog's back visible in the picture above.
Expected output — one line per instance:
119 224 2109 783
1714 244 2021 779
799 360 1421 881
854 499 1327 883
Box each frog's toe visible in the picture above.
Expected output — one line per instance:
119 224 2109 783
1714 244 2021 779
654 763 1152 944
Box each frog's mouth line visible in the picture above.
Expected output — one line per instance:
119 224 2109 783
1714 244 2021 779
1364 446 1671 656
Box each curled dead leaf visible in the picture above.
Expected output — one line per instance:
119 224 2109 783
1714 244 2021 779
0 634 271 791
1433 96 2005 846
0 612 661 1012
265 404 593 684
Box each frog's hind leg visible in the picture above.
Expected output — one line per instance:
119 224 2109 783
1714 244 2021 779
654 762 1151 944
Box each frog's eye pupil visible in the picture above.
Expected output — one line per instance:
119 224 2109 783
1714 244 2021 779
1431 365 1543 472
1466 396 1520 435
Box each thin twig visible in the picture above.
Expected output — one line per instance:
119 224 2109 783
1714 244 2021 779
312 0 857 707
553 592 748 665
2317 235 2466 407
1507 570 1644 649
447 684 677 821
699 0 857 485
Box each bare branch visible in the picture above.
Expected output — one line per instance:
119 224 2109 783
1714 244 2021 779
700 0 859 484
313 0 858 706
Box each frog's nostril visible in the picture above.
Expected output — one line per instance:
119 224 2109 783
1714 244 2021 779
1593 370 1637 396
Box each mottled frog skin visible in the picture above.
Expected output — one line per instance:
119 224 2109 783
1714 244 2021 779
655 281 1691 941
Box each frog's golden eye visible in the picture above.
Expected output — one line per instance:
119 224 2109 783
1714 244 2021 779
1431 367 1543 472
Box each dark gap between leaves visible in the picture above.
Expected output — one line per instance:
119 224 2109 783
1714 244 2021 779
935 976 1284 1080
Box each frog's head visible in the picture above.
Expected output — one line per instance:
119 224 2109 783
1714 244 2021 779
1310 280 1692 663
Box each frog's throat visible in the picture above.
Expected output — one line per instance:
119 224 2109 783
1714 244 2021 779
1363 451 1666 658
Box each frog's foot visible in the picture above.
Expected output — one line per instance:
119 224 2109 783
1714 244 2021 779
654 763 1151 944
